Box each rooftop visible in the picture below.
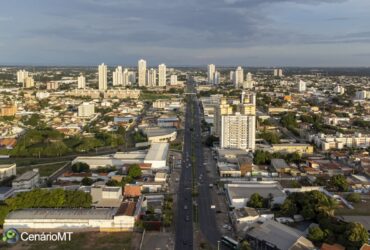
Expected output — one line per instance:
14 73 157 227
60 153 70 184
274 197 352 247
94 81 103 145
0 164 16 169
144 143 169 162
226 183 286 199
13 170 38 182
6 208 115 220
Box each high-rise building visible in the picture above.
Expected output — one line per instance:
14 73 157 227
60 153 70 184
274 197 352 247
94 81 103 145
77 75 86 89
158 64 167 87
273 69 283 77
234 66 244 88
220 113 256 151
334 85 345 95
138 59 147 87
17 70 29 83
213 71 220 85
128 71 136 85
113 66 123 86
207 64 216 84
122 69 129 86
230 71 235 82
213 97 233 137
23 77 35 88
98 63 108 91
170 75 178 86
355 90 367 100
47 82 59 90
147 68 157 87
78 102 95 117
243 72 254 89
298 80 306 92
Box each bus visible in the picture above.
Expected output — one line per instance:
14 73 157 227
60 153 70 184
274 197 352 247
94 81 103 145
221 236 239 249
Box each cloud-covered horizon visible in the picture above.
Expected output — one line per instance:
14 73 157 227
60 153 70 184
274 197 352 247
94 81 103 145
0 0 369 66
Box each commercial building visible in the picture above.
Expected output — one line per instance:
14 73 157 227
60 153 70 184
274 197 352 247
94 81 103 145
271 143 314 155
225 183 286 209
0 104 17 117
143 128 177 143
77 75 86 89
98 63 108 91
143 143 169 170
78 102 95 117
245 220 315 250
138 59 147 87
0 164 16 181
4 205 138 232
103 89 141 99
12 169 40 190
158 64 166 86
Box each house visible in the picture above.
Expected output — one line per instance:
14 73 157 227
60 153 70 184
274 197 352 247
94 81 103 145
124 184 142 198
91 185 123 208
245 220 315 250
321 243 345 250
271 159 290 174
154 172 167 182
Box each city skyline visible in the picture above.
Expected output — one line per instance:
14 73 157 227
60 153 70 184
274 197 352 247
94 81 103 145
0 0 370 66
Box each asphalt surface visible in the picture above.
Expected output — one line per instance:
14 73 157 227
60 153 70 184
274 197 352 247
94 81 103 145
174 85 195 250
175 82 224 250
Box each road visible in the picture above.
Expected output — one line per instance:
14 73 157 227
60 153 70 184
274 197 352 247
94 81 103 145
174 84 195 249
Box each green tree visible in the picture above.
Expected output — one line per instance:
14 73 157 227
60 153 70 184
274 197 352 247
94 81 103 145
128 164 142 179
344 222 368 249
71 162 90 173
279 198 298 217
346 193 361 203
307 226 326 244
247 193 264 208
240 240 252 250
329 175 349 192
106 179 120 186
81 177 94 186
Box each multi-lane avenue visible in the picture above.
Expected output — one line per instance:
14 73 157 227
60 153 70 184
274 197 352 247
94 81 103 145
175 82 223 250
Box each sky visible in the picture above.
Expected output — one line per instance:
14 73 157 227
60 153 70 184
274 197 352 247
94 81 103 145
0 0 370 67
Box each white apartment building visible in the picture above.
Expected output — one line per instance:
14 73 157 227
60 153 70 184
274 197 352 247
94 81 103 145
298 80 306 92
113 66 123 86
0 164 16 181
77 75 86 89
128 71 136 85
98 63 108 91
309 132 370 150
234 66 244 88
214 71 220 85
355 90 368 100
147 68 157 86
243 72 254 89
170 75 178 85
158 64 167 86
221 113 256 151
12 169 40 190
78 102 95 117
138 59 147 87
23 77 34 88
207 64 216 84
17 70 29 83
273 69 283 77
334 85 345 95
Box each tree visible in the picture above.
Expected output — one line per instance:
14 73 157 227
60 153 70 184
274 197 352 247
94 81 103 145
346 193 361 203
329 175 349 192
81 177 94 186
106 179 119 186
344 222 368 249
247 193 264 208
307 226 326 244
279 198 298 217
240 240 252 250
71 162 90 173
128 164 142 179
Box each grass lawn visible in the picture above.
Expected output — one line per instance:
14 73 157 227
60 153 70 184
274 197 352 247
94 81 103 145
336 195 370 216
16 162 67 177
0 232 133 250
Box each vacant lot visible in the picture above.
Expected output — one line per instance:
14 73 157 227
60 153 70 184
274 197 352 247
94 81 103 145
336 194 370 216
16 162 67 177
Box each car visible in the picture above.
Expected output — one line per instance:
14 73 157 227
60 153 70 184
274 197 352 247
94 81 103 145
185 215 190 221
184 205 188 210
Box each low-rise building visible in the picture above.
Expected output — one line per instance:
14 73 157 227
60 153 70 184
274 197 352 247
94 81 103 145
12 169 40 190
0 164 16 181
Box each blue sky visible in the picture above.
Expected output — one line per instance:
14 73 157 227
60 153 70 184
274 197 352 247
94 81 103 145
0 0 370 66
